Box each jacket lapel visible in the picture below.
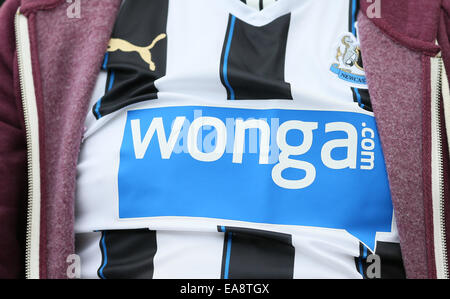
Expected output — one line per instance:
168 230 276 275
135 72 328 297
29 0 121 278
358 12 431 278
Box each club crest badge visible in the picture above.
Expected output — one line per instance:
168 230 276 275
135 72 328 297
330 33 367 88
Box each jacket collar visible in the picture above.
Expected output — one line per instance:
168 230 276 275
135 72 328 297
360 0 441 56
20 0 65 15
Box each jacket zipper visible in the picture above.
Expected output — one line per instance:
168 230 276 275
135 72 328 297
430 53 449 279
14 9 42 279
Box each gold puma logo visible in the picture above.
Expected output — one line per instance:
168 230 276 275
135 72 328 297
107 33 167 71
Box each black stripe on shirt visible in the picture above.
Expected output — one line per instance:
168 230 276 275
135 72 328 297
354 242 371 279
93 0 169 119
218 226 295 279
348 0 360 34
219 13 292 100
348 0 373 112
375 241 406 279
354 241 406 279
98 229 157 279
351 87 373 112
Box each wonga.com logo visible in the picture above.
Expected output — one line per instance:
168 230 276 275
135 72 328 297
118 105 392 250
130 107 377 189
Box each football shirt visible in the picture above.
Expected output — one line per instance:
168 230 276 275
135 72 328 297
75 0 404 279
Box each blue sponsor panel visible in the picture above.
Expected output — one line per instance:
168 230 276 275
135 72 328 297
118 105 392 249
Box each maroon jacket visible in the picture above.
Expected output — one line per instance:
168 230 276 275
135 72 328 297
0 0 449 279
